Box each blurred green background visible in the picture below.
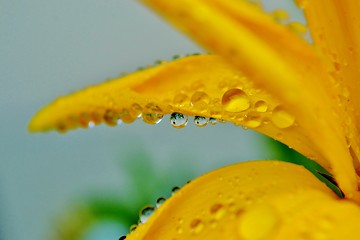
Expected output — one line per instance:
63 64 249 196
1 1 305 239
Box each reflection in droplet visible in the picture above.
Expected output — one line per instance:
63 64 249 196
173 93 189 107
209 117 218 125
191 91 210 111
170 112 188 128
271 105 295 128
194 116 208 127
222 88 250 112
139 205 155 224
172 186 180 195
156 197 166 208
118 235 126 240
254 100 268 113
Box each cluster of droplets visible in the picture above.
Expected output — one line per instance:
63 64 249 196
118 185 183 240
169 112 220 129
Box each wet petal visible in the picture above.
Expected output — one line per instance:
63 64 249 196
141 0 360 200
30 55 323 166
300 0 360 180
126 160 360 240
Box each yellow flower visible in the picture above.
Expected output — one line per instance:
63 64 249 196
29 0 360 239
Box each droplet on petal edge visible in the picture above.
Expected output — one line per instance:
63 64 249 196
170 112 188 129
194 116 208 127
222 88 250 113
139 205 155 224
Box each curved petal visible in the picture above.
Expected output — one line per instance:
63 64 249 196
29 55 323 166
140 0 360 200
126 161 360 240
300 0 360 178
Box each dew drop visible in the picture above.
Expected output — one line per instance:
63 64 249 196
271 106 295 128
194 116 208 127
130 103 143 118
171 186 180 195
139 205 155 224
191 91 210 110
190 218 204 234
254 100 268 113
173 93 189 107
142 103 163 125
119 236 126 240
120 109 136 124
222 88 250 112
104 109 120 126
129 224 137 232
88 121 95 128
209 117 217 125
244 113 262 128
170 112 188 128
156 197 166 208
210 204 226 220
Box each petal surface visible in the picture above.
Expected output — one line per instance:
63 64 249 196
141 0 360 200
29 55 321 165
126 160 360 240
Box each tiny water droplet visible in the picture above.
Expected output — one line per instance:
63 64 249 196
254 100 268 112
170 112 188 128
129 224 137 232
271 105 295 128
244 113 262 128
194 116 208 127
171 186 180 195
222 88 250 112
142 103 163 125
156 197 166 208
190 218 204 234
191 91 210 110
209 117 217 125
210 204 226 220
139 205 155 224
104 110 120 126
173 93 189 107
119 235 126 240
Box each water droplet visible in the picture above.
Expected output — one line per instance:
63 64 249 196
254 100 268 112
119 235 126 240
142 103 163 124
173 93 189 107
222 88 250 112
237 205 279 239
88 121 95 128
139 205 155 224
104 110 120 126
271 9 289 22
271 106 295 128
156 197 166 208
190 218 204 234
172 186 180 195
209 117 217 125
130 103 143 118
170 112 188 128
191 81 205 91
244 113 262 128
191 91 210 110
176 226 183 234
194 116 208 127
210 204 226 220
120 109 136 124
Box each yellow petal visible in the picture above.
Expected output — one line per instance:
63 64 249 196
126 160 360 240
29 55 321 164
300 0 360 179
141 0 360 200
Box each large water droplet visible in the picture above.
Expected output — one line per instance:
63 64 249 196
194 116 208 127
254 100 268 113
170 112 188 128
271 106 295 128
190 218 205 234
222 88 250 112
142 103 163 125
139 205 155 224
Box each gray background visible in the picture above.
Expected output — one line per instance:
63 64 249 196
1 1 304 239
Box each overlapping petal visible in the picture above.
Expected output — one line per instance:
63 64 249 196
126 161 360 240
141 0 360 199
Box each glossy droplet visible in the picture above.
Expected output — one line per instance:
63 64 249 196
209 117 217 125
173 93 189 107
194 116 208 127
171 186 180 195
142 103 163 125
238 205 279 239
119 236 126 240
190 218 205 234
88 121 95 128
139 205 155 224
129 224 137 232
210 204 226 220
254 100 268 113
156 197 166 208
244 113 262 128
104 109 120 126
130 103 143 118
170 112 188 129
271 106 295 128
191 91 210 110
120 109 136 124
222 88 250 112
